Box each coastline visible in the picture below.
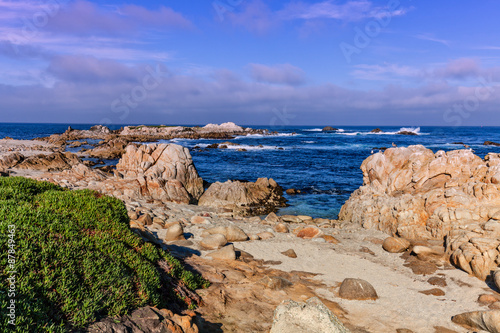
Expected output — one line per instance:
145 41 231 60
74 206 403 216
2 124 500 332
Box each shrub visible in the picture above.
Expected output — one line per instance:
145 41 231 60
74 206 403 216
0 177 207 332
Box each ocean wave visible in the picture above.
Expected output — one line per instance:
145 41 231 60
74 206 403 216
334 127 428 136
303 128 322 132
195 143 282 151
234 133 297 139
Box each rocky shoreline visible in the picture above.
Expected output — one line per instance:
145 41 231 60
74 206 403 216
2 126 500 332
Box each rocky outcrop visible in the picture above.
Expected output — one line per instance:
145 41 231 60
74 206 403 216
120 122 265 140
85 137 129 159
87 306 199 333
339 145 499 240
2 152 81 171
322 126 338 132
340 145 500 279
115 144 204 204
198 178 287 216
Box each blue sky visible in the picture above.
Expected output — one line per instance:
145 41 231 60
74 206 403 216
1 0 500 126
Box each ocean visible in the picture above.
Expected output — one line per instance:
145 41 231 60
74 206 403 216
2 123 500 219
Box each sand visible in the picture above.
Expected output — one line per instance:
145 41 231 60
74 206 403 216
235 227 486 333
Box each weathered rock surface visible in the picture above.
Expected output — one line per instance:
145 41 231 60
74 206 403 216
270 297 349 333
208 244 236 260
452 310 500 332
116 143 204 204
198 178 287 216
382 237 410 253
339 145 500 240
87 306 199 333
3 152 81 171
338 278 378 300
200 234 227 250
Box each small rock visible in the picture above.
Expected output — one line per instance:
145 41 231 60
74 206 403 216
137 213 153 226
127 211 138 220
396 329 415 333
266 212 281 223
257 231 275 240
286 188 299 195
281 215 303 223
191 216 209 224
270 297 349 333
225 225 249 242
281 249 297 258
164 223 184 241
493 270 500 291
490 302 500 310
261 276 292 290
427 276 447 287
339 278 378 300
297 226 323 239
274 223 289 233
200 234 227 250
249 234 260 240
452 310 500 332
479 294 499 306
382 237 410 253
419 288 445 296
321 235 339 244
208 244 236 260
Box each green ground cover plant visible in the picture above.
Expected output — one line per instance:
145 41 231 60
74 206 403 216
0 177 207 332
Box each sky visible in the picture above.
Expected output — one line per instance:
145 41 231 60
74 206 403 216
1 0 500 126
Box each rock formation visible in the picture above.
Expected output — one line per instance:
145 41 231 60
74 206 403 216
198 178 287 216
115 144 204 204
339 145 500 279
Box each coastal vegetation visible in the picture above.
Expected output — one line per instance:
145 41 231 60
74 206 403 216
0 177 207 332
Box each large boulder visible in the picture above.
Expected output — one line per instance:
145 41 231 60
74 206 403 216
339 145 500 279
339 145 497 240
198 178 287 216
270 297 349 333
115 144 204 204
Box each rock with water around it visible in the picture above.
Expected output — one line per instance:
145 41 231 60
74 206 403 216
270 297 349 333
339 278 378 300
198 178 287 216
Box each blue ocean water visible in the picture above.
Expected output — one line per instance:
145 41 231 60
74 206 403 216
2 123 500 219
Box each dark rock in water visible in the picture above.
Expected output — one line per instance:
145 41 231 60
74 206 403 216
397 131 418 135
371 128 383 133
322 126 338 132
286 188 301 195
207 143 219 149
219 145 228 149
372 147 387 151
485 141 500 146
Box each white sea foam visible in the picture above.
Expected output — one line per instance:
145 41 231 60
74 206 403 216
303 128 322 132
195 143 282 151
